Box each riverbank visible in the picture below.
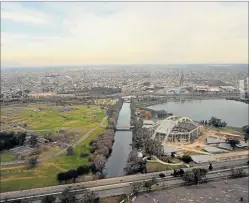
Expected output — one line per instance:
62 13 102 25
103 102 133 178
225 97 249 104
132 96 239 108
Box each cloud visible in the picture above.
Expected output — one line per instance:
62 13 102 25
1 2 50 24
1 2 248 66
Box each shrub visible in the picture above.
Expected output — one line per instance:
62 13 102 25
80 152 89 158
181 155 192 163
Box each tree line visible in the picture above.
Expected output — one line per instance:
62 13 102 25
0 131 27 151
57 165 90 184
56 99 123 182
200 117 227 128
125 113 163 175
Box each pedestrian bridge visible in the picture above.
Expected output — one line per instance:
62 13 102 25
116 125 135 131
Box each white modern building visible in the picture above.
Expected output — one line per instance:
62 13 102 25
148 116 200 142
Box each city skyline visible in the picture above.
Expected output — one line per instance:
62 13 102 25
1 2 248 67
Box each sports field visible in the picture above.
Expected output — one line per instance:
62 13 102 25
0 103 107 192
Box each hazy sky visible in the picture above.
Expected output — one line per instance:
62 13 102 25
1 2 248 67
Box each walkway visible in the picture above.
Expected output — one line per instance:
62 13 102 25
149 156 186 166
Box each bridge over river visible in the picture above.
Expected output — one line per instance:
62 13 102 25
115 125 134 131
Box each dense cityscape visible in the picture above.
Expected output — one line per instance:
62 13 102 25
1 1 248 203
1 64 248 99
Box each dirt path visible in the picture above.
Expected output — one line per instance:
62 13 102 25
50 116 107 158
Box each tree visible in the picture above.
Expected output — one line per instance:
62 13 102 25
41 195 56 203
57 172 65 183
67 146 73 156
60 188 76 203
226 139 240 150
242 125 249 142
131 181 144 195
68 169 78 183
209 163 213 171
181 155 192 163
79 190 98 203
26 156 38 169
231 167 243 178
182 171 195 185
93 154 106 172
77 165 90 176
193 168 208 184
29 134 38 147
124 149 145 175
182 168 207 185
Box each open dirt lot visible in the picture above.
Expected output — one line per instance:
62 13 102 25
166 127 248 159
135 177 249 203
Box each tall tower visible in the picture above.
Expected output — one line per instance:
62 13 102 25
246 77 249 90
239 80 245 90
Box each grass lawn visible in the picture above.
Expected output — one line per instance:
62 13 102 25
146 162 184 173
54 126 106 170
0 103 108 192
1 104 105 135
222 126 243 134
0 151 17 162
204 126 243 134
0 126 106 192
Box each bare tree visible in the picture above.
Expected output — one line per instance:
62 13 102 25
93 154 106 172
79 189 97 203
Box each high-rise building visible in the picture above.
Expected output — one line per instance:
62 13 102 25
239 80 245 90
247 77 249 90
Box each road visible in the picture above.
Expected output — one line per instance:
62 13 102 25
2 165 248 202
0 158 248 202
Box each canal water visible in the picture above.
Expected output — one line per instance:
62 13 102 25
103 102 132 178
148 99 248 127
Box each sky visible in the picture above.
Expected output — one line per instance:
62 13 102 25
1 1 248 67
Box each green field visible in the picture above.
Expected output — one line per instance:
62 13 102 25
0 103 107 192
0 151 17 162
0 126 106 192
1 103 105 134
204 125 243 134
146 159 184 173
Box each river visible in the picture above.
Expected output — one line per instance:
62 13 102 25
103 102 132 178
148 99 248 127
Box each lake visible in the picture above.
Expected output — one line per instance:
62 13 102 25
148 99 248 127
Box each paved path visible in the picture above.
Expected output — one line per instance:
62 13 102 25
149 156 185 166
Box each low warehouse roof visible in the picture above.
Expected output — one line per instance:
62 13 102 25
191 155 216 163
218 143 232 150
203 146 223 153
162 144 182 154
206 137 226 144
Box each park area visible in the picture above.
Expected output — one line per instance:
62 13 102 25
0 103 108 192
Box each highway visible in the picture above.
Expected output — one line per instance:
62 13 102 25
1 158 248 202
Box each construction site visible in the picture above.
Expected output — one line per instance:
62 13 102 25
134 106 248 162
